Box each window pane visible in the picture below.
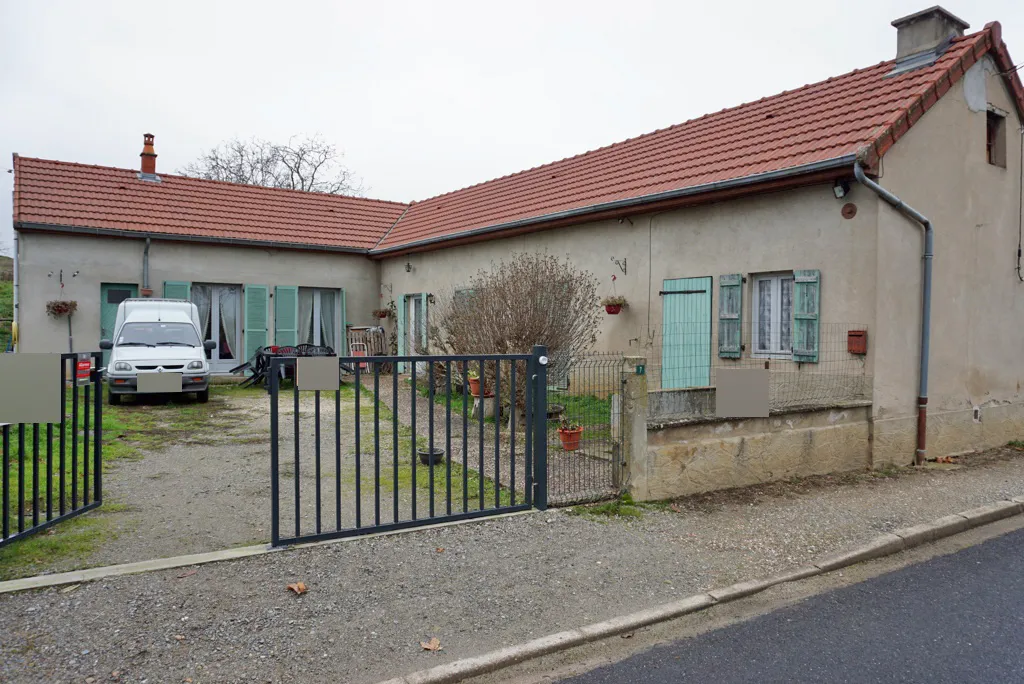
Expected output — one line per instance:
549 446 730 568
106 288 132 305
780 277 794 352
758 279 772 351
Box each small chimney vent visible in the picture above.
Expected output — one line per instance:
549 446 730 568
890 6 969 75
138 133 161 182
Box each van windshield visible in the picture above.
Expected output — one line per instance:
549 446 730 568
117 322 201 348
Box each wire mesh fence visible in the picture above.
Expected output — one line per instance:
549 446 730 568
545 352 623 505
629 322 872 416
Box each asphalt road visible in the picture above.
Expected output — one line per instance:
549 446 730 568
559 527 1024 684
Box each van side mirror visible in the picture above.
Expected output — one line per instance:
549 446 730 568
204 340 216 351
99 339 113 350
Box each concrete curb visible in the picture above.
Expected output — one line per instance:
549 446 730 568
0 509 536 595
377 496 1024 684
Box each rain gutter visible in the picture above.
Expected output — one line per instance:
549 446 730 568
854 160 933 465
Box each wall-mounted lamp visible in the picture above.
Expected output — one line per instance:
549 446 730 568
405 262 413 273
833 179 851 199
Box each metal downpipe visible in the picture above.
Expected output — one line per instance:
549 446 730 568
142 236 151 294
11 230 18 352
854 161 933 465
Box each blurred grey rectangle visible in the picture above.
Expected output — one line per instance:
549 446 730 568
137 372 182 393
297 357 340 391
716 368 769 418
0 354 61 424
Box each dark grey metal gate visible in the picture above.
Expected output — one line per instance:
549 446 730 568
268 346 548 547
1 351 104 548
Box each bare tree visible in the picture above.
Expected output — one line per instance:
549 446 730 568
178 134 362 195
427 253 601 415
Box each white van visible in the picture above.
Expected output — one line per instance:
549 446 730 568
99 298 215 405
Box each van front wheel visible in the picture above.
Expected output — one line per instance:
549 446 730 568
108 392 122 406
196 389 209 403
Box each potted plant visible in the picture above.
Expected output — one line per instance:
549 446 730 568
557 417 584 451
45 300 78 318
600 295 627 315
467 369 483 397
372 308 390 319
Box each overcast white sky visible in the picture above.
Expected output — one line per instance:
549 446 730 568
1 1 1021 256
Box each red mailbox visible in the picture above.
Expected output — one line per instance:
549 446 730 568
848 330 868 355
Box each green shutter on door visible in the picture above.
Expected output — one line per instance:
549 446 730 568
396 295 407 372
718 274 742 359
792 269 821 363
244 285 269 361
420 293 429 351
163 281 191 300
274 286 298 346
339 288 347 355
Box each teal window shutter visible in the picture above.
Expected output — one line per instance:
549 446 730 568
396 295 407 372
792 270 820 363
420 293 429 351
718 274 742 358
339 288 347 355
163 281 191 300
274 286 298 346
244 285 269 361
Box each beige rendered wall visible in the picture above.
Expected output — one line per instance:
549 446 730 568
378 182 880 382
872 56 1024 464
15 232 380 357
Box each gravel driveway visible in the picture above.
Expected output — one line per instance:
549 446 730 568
3 447 1024 683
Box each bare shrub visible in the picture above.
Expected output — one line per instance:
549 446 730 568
427 253 600 413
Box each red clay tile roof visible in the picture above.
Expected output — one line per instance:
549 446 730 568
373 23 1023 254
13 157 409 251
14 24 1023 256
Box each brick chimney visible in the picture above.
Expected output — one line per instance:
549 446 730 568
892 6 969 61
140 133 157 175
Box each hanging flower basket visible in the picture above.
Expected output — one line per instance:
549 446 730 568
600 296 627 315
46 300 78 318
372 309 390 319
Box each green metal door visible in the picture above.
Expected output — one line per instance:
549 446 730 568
661 276 712 389
100 283 138 366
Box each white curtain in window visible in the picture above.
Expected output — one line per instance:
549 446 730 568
780 277 794 352
298 288 315 345
757 279 772 352
219 287 238 360
191 285 213 358
319 290 336 351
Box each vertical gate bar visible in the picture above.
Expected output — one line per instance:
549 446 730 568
71 383 78 510
83 383 91 506
445 361 452 517
374 362 381 526
392 368 399 523
293 371 300 539
46 422 54 521
314 390 322 535
17 425 25 533
494 360 501 508
93 354 102 504
461 360 468 513
335 382 341 532
59 360 66 516
411 362 418 521
478 359 485 510
524 356 533 507
428 362 435 518
2 425 8 540
532 345 548 511
510 361 517 507
354 363 361 529
270 358 280 547
32 424 39 528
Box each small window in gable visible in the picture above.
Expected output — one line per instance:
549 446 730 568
987 110 1006 167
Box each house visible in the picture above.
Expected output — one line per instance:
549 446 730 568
10 7 1024 472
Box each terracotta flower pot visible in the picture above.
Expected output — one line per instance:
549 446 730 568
604 304 622 315
557 426 584 451
374 310 389 319
468 377 482 396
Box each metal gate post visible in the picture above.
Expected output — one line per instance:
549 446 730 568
269 357 280 547
91 350 103 503
531 345 549 510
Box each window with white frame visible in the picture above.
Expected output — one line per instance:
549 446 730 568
752 272 794 356
298 287 339 349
